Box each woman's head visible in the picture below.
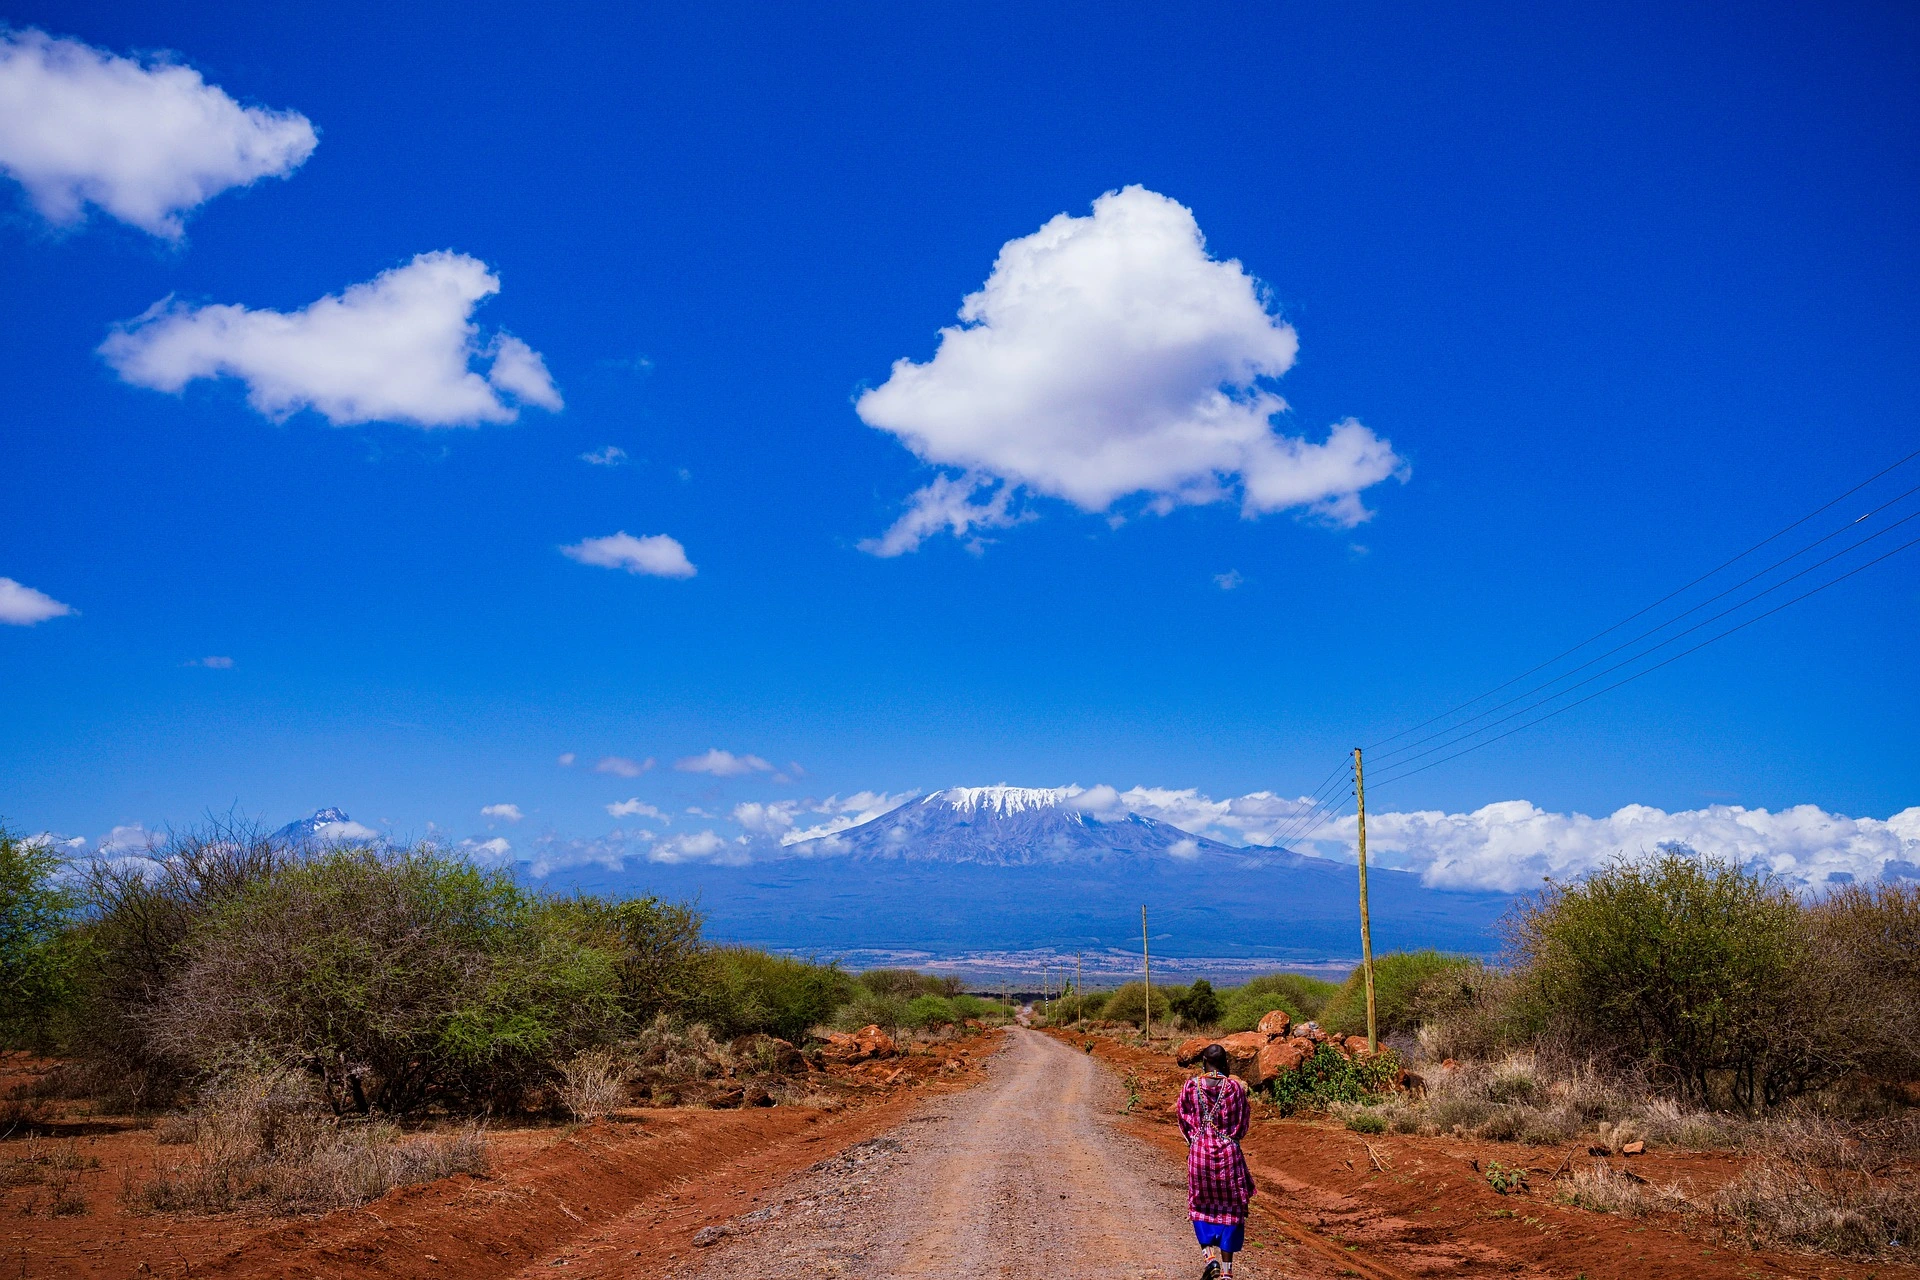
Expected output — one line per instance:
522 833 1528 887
1199 1044 1230 1075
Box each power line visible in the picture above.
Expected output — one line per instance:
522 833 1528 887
1368 500 1920 772
1258 762 1351 849
1363 447 1920 754
1369 531 1920 790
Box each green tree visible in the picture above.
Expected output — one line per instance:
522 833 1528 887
1170 977 1223 1026
1321 951 1477 1038
0 827 80 1047
1510 847 1819 1110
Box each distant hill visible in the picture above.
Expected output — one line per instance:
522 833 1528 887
553 786 1514 963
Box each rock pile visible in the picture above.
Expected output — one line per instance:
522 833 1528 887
1173 1010 1382 1088
816 1024 898 1067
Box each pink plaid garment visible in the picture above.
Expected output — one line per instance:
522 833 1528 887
1175 1072 1255 1224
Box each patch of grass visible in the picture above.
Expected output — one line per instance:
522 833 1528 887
1345 1110 1387 1135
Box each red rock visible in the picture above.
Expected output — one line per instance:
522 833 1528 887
1256 1037 1312 1084
1255 1010 1292 1037
1174 1037 1212 1067
1344 1035 1372 1057
1621 1140 1645 1155
852 1024 897 1059
1214 1031 1269 1081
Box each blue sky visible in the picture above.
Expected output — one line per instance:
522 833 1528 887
2 1 1917 889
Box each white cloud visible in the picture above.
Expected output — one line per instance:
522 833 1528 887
561 531 696 579
779 791 918 845
100 251 562 428
0 29 316 238
312 818 379 842
595 755 653 778
648 829 747 866
480 803 523 823
460 836 512 864
184 655 233 668
1213 570 1243 591
556 752 576 767
98 823 158 854
1313 802 1920 893
0 577 75 625
676 748 774 777
857 473 1023 558
579 445 628 466
607 798 668 821
733 800 803 837
857 186 1405 554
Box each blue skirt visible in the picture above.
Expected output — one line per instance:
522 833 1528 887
1193 1220 1245 1252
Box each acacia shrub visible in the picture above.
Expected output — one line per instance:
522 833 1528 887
1807 883 1920 1085
1100 981 1170 1028
1216 973 1337 1032
147 846 621 1115
1169 978 1223 1027
70 822 289 1104
1509 849 1825 1110
696 947 855 1043
1321 951 1479 1039
0 827 81 1049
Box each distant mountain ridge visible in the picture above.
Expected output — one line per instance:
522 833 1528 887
786 784 1285 867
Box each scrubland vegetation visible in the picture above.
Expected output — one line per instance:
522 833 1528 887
0 822 1004 1217
1044 849 1920 1261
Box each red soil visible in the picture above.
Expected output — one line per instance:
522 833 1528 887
1 1036 995 1280
1068 1029 1919 1280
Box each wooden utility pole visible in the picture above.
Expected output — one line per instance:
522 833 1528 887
1075 952 1083 1030
1141 905 1153 1045
1354 747 1378 1053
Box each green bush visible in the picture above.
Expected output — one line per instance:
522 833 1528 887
551 894 708 1023
1321 951 1478 1038
856 968 960 998
1169 978 1222 1027
149 846 622 1114
1046 991 1106 1024
1217 973 1338 1032
949 993 991 1020
1807 883 1920 1084
904 994 958 1028
0 827 81 1048
833 991 910 1032
1099 981 1170 1028
697 947 855 1043
1511 848 1817 1110
1269 1042 1404 1115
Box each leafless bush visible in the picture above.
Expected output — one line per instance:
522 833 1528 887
1712 1157 1918 1260
558 1048 631 1121
136 1064 487 1216
1555 1163 1689 1217
627 1014 733 1085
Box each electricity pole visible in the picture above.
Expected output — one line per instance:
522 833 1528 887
1354 747 1377 1053
1141 905 1152 1046
1076 952 1083 1030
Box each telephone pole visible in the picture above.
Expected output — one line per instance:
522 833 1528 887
1075 952 1083 1030
1354 747 1378 1053
1141 905 1153 1046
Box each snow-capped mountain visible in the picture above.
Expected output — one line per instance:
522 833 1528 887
785 784 1319 872
272 807 377 845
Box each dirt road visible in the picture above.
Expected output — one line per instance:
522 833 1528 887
686 1028 1220 1280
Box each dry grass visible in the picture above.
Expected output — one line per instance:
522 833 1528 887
135 1064 487 1216
1712 1157 1918 1259
557 1048 631 1121
626 1014 733 1086
1554 1162 1689 1217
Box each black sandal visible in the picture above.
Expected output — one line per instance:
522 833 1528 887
1200 1261 1222 1280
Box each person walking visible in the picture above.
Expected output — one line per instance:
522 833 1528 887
1175 1044 1255 1280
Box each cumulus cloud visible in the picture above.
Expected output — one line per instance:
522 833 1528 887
99 251 562 428
561 531 696 579
460 836 512 864
0 577 75 625
556 753 576 767
595 755 653 778
98 823 158 854
676 748 774 777
779 791 918 846
184 655 233 668
607 798 668 821
648 829 747 866
0 29 316 238
480 803 523 823
311 818 379 842
579 445 628 466
733 800 803 838
858 186 1405 554
1317 802 1920 893
1068 784 1920 893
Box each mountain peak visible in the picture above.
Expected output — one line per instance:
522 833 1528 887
925 785 1082 817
